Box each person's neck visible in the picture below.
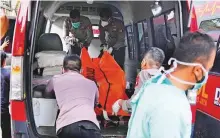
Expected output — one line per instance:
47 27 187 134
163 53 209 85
64 70 79 74
167 71 192 91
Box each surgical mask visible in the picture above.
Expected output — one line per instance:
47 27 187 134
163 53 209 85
163 58 209 90
72 22 80 29
101 21 108 27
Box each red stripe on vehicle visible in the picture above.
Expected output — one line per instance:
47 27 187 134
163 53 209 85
11 100 26 121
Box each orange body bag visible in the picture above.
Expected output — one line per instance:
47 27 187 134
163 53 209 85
81 48 129 116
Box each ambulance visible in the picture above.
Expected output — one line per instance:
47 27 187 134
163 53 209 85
8 0 220 137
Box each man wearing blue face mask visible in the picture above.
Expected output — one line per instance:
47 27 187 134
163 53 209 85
127 31 216 138
63 9 93 56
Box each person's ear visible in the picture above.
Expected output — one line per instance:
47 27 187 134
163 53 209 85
192 66 203 81
141 60 147 69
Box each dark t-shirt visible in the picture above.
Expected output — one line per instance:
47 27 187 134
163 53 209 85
1 67 10 113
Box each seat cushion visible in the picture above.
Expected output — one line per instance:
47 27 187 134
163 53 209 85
35 51 66 68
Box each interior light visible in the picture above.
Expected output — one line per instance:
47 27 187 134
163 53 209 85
87 0 93 4
151 0 162 16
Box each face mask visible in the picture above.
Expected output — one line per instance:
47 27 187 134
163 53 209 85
72 22 80 29
164 58 209 90
101 21 108 27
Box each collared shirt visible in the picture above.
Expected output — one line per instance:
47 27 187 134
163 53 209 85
45 71 100 133
63 16 93 46
127 75 192 138
1 67 10 113
99 17 125 49
122 69 160 112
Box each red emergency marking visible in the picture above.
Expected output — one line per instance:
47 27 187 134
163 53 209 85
197 75 220 120
12 0 28 56
195 1 220 18
11 101 27 121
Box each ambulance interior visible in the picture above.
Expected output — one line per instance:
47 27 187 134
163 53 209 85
30 1 183 136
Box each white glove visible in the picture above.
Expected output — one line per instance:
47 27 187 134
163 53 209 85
112 99 122 116
103 45 108 51
107 47 113 54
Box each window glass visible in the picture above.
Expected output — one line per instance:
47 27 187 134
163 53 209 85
137 20 149 61
126 25 136 59
152 10 176 67
199 18 220 41
92 25 100 38
211 36 220 73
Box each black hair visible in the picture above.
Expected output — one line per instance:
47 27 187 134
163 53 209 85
63 55 81 72
173 31 216 66
1 51 7 67
99 8 112 19
70 9 80 19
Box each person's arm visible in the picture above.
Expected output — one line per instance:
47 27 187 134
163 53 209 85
121 72 142 112
99 21 107 45
63 18 74 44
44 79 56 99
149 107 191 138
107 20 125 48
0 40 9 51
83 18 93 47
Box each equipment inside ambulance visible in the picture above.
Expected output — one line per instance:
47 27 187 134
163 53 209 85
9 0 220 138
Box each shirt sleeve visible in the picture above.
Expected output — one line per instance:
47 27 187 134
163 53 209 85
84 18 93 46
44 78 56 99
149 107 185 138
121 73 142 112
107 20 124 48
99 21 107 45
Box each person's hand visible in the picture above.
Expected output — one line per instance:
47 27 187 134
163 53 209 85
1 40 9 50
79 42 84 48
103 45 108 51
107 47 113 54
112 99 122 116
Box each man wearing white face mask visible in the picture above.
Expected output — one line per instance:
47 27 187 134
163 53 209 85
99 8 126 70
112 47 165 115
127 31 216 138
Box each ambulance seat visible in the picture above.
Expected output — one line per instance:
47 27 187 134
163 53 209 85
34 33 66 75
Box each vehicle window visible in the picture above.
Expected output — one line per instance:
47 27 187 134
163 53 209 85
126 25 136 60
152 10 176 67
200 18 220 32
136 20 149 61
211 36 220 73
92 25 100 38
199 18 220 41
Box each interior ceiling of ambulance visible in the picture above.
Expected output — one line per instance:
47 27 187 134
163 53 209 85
42 1 176 25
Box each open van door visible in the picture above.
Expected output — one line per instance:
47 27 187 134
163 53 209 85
194 35 220 138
